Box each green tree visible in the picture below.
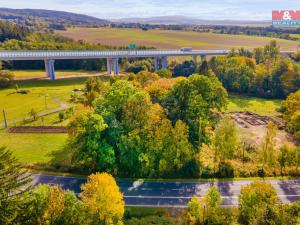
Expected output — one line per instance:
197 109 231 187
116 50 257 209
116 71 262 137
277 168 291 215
278 145 289 175
28 185 86 225
238 181 279 225
55 190 86 225
183 186 231 225
68 109 115 173
259 122 278 171
184 196 203 225
162 74 228 146
0 147 32 225
214 116 239 161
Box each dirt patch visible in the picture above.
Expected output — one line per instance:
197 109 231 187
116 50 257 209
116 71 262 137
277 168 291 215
9 126 68 134
231 111 294 148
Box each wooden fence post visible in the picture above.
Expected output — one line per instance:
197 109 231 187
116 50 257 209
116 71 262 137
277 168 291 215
3 109 7 128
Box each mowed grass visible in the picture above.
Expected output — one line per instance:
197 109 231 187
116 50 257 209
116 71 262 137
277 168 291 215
57 28 300 50
0 78 86 124
227 96 282 116
0 130 67 163
13 70 98 78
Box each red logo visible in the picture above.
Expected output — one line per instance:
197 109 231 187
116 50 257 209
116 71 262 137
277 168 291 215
272 10 300 20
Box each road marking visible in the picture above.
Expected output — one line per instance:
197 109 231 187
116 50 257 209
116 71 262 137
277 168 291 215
140 188 153 191
124 195 300 199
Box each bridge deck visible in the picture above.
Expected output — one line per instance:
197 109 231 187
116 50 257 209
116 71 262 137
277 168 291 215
0 50 232 60
0 50 296 61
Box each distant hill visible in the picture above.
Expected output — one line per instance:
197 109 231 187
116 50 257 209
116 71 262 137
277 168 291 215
0 8 109 29
113 15 271 27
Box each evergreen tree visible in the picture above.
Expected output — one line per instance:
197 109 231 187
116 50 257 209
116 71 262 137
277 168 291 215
0 146 32 224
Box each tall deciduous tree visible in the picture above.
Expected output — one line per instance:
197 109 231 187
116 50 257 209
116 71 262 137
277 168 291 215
80 173 125 225
214 116 239 161
68 109 115 173
162 74 228 146
259 122 278 170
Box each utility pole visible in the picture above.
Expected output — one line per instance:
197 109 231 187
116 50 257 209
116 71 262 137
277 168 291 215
3 109 7 128
45 94 49 110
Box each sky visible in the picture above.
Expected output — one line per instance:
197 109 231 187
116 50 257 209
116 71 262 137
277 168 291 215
0 0 299 20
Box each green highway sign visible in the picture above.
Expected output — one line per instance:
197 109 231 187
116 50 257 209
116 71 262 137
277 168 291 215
129 43 137 50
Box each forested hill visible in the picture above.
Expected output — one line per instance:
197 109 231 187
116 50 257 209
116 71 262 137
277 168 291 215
0 8 109 29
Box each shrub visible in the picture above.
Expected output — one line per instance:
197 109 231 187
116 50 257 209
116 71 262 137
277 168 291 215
58 111 66 122
29 108 39 121
0 70 14 88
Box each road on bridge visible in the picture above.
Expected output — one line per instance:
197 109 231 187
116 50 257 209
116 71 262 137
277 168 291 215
32 174 300 208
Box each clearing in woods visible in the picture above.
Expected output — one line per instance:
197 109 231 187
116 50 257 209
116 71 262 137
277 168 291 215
57 28 300 50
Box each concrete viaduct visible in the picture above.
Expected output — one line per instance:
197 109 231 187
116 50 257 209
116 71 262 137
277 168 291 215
0 49 296 80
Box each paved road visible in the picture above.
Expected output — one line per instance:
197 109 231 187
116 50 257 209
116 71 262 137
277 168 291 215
32 174 300 207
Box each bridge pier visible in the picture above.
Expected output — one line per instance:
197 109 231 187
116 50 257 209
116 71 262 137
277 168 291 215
113 58 119 75
162 56 168 70
154 57 159 71
44 59 55 80
107 58 112 75
193 56 198 64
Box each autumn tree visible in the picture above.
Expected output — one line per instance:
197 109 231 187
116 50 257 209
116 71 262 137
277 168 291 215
80 173 125 225
282 90 300 138
84 77 106 107
183 186 231 225
28 185 86 225
238 181 280 225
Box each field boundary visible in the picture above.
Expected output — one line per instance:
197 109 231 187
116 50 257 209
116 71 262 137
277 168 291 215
9 126 68 133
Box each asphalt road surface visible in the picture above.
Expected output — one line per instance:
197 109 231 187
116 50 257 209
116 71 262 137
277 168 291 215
32 174 300 207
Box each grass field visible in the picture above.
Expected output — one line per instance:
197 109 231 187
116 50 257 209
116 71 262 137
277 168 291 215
13 70 98 78
0 78 87 125
290 34 300 39
0 130 67 163
227 96 282 116
57 28 300 50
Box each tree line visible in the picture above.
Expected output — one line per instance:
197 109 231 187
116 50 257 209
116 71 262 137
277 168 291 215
1 145 300 225
172 41 300 99
51 73 300 179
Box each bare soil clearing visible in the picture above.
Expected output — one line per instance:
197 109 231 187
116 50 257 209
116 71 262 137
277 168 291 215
231 111 295 148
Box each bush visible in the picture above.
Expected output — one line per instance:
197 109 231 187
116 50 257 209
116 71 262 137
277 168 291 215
217 161 235 178
58 111 66 122
29 108 39 121
156 69 172 78
0 70 14 88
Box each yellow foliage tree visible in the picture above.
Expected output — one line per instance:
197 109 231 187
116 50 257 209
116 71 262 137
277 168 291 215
80 172 125 225
42 186 65 225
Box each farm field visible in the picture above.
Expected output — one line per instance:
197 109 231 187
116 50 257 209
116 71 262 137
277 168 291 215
57 28 300 50
0 78 87 125
227 96 282 116
12 70 98 79
0 130 67 164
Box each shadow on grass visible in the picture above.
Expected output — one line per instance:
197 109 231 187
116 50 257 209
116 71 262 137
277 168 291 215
228 96 252 110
